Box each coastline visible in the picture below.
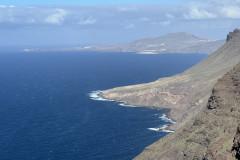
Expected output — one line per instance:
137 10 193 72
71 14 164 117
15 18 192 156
89 90 175 133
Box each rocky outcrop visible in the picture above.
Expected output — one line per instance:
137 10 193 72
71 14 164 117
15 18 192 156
101 29 240 130
227 29 240 42
135 60 240 160
232 124 240 159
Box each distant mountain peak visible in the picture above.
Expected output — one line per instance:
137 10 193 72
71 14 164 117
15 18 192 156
164 32 195 38
89 32 225 54
24 31 225 54
196 35 215 41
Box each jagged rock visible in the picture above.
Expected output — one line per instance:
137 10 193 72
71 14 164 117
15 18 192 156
232 124 240 159
207 95 223 110
227 29 240 42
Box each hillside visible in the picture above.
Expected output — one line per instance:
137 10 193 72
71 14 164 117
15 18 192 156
90 32 224 54
24 32 224 54
135 60 240 160
100 29 240 130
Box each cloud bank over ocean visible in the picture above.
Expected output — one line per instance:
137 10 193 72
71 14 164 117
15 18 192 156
0 0 239 46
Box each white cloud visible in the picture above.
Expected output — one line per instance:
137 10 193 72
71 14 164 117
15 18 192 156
78 17 97 25
45 9 67 25
185 0 240 5
118 6 138 12
140 16 151 22
166 13 174 19
220 6 240 19
0 5 16 8
151 20 171 26
183 8 217 19
161 20 171 26
187 1 240 19
1 4 240 46
207 0 240 4
125 24 135 29
27 19 36 23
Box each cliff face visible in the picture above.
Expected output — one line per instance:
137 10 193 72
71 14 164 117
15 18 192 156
100 29 240 130
227 29 240 42
232 124 240 159
135 61 240 160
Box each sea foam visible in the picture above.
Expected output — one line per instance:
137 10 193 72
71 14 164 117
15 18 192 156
119 102 138 108
148 125 174 133
147 113 175 133
90 90 174 133
89 90 138 107
160 114 176 124
89 90 114 101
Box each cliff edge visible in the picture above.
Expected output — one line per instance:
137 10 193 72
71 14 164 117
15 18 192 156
135 59 240 160
100 29 240 130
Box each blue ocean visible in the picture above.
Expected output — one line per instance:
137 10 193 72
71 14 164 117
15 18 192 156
0 52 207 160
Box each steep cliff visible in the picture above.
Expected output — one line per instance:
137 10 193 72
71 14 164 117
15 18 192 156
232 124 240 159
135 60 240 160
100 29 240 130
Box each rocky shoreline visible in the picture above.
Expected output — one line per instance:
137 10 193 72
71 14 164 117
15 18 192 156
100 29 240 131
135 60 240 159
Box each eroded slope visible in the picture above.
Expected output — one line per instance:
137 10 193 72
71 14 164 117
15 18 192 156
100 29 240 130
135 59 240 160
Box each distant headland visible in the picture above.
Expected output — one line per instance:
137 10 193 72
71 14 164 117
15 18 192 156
23 32 225 55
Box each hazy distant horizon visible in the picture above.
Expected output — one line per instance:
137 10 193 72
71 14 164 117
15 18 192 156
0 0 239 46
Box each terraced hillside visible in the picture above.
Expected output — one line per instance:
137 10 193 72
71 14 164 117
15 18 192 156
100 29 240 130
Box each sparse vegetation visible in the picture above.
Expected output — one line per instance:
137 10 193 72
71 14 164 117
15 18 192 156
101 29 240 130
135 61 240 159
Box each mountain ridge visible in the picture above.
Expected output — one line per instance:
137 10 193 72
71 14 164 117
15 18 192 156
135 57 240 160
23 32 225 54
86 32 225 54
100 29 240 130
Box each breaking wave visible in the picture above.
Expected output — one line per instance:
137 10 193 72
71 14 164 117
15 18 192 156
89 90 114 101
89 90 138 107
148 125 174 133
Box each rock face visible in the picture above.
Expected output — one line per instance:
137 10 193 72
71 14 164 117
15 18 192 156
232 124 240 159
91 32 224 54
101 29 240 130
135 60 240 160
227 29 240 42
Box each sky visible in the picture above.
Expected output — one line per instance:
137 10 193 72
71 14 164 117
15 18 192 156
0 0 181 6
0 0 239 47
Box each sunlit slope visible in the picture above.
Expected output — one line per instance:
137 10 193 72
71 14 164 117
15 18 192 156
100 29 240 130
135 57 240 160
90 32 225 54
